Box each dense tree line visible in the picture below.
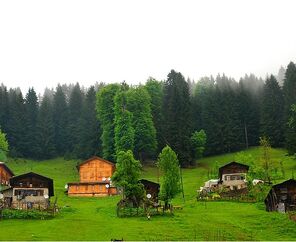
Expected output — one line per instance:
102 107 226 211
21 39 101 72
0 83 101 160
1 61 296 165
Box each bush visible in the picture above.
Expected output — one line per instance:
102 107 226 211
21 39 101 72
1 209 54 220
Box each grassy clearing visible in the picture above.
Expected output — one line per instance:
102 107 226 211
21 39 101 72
0 147 296 241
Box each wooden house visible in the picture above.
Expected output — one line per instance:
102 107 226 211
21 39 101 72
0 162 14 186
139 179 160 202
67 156 117 197
218 161 249 190
2 172 54 209
265 179 296 212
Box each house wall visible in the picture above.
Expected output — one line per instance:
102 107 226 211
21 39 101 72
10 187 49 209
79 158 114 182
0 165 13 185
68 183 117 197
221 173 247 190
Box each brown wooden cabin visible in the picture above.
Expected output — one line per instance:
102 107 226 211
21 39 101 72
2 172 54 209
139 179 160 202
67 156 117 197
264 179 296 212
218 161 249 190
0 162 14 186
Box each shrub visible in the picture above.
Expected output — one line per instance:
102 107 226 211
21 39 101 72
1 209 54 220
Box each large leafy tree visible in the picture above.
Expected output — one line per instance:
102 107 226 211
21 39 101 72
260 75 284 147
112 150 144 205
157 145 181 209
23 88 39 158
191 129 207 160
35 95 56 159
96 84 120 162
114 88 135 155
126 86 157 161
283 62 296 154
53 85 69 156
77 86 101 159
163 70 192 167
145 78 164 152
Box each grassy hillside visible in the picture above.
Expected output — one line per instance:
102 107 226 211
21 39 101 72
0 147 296 241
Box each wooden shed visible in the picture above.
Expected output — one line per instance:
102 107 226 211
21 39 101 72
218 161 249 190
67 156 117 197
0 162 14 186
139 179 160 202
2 172 54 209
264 179 296 212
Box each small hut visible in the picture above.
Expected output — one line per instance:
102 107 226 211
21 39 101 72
264 179 296 212
67 156 117 197
139 179 160 202
0 162 14 186
2 172 54 209
218 161 249 190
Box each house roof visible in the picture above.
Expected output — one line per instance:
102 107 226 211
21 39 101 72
9 172 54 197
272 179 296 189
139 179 160 188
0 162 15 176
67 181 110 185
76 156 115 170
219 161 249 171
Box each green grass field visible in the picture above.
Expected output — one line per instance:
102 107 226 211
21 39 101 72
1 147 296 241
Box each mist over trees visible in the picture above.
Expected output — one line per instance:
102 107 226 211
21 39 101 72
1 61 296 165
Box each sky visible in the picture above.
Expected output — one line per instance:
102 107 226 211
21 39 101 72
0 0 296 94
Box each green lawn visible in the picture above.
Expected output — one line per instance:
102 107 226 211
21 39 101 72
0 147 296 241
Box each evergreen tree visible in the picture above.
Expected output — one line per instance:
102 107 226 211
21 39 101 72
238 74 263 147
287 104 296 154
0 85 9 134
260 75 284 147
67 83 84 156
163 70 192 167
36 95 56 159
277 66 286 87
126 86 157 161
216 75 244 153
6 89 26 157
114 88 135 155
77 86 101 159
0 128 9 161
145 78 165 152
96 84 120 162
23 88 39 158
283 62 296 154
53 85 69 156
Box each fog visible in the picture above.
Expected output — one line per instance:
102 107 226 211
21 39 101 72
0 0 296 94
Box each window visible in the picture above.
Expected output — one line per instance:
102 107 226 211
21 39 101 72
14 189 44 196
99 185 103 191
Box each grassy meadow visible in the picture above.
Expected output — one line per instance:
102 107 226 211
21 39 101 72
0 147 296 241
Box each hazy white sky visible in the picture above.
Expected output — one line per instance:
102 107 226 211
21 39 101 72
0 0 296 94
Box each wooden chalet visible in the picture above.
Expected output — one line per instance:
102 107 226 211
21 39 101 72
0 162 14 186
139 179 160 202
2 172 54 209
265 179 296 212
218 161 249 190
67 156 117 197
